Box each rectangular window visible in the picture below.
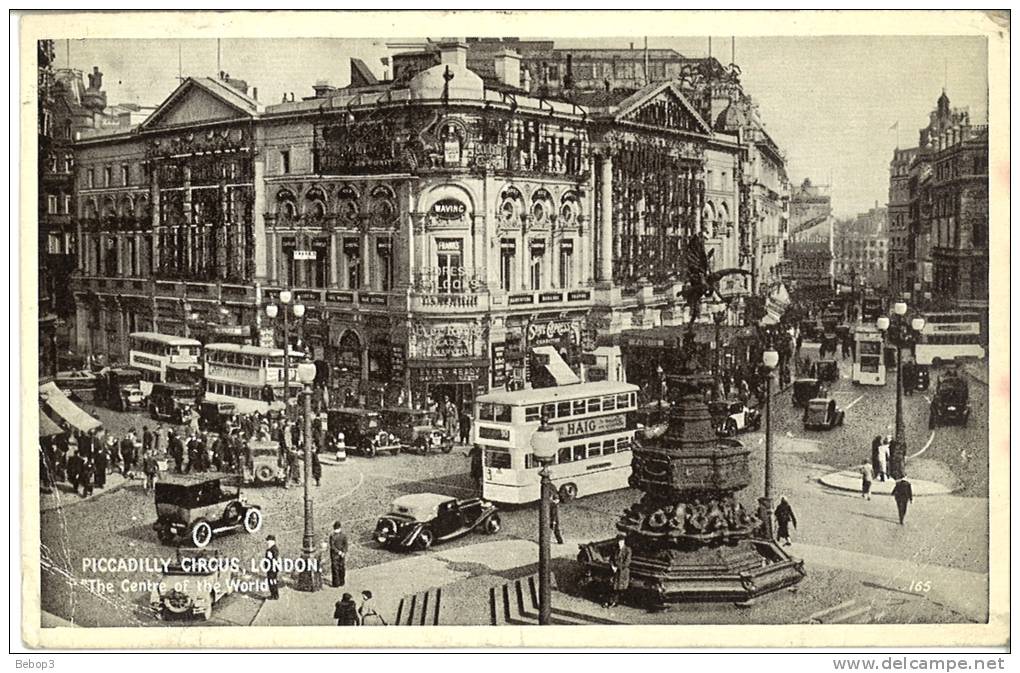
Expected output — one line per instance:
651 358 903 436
588 442 602 457
571 445 586 462
616 393 631 409
435 239 464 295
557 401 571 418
500 240 515 292
559 240 573 288
587 397 601 413
63 154 73 173
104 167 112 187
524 406 540 422
557 446 572 464
603 439 616 455
617 437 632 452
342 237 360 290
541 403 556 420
63 194 72 215
280 150 291 174
87 169 95 188
47 195 57 214
602 396 616 411
572 400 586 415
121 164 130 185
529 239 546 291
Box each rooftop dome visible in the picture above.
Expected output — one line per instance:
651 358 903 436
714 98 747 132
408 62 484 101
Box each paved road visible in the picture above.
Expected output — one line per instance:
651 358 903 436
39 356 988 627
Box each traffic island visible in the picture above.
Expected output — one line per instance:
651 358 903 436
819 467 957 496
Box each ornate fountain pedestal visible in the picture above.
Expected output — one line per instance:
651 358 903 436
579 373 805 605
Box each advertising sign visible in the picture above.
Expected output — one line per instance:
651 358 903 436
431 199 468 220
554 414 627 440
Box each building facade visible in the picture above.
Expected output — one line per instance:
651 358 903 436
887 147 917 298
785 178 835 299
834 205 888 292
71 39 789 407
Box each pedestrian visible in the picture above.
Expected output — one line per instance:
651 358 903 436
264 535 280 600
358 590 387 626
168 430 184 473
871 435 882 480
93 441 107 489
329 520 349 588
121 430 137 479
459 407 472 446
604 534 631 608
79 458 95 498
774 496 797 546
152 424 164 457
334 593 359 626
142 425 153 453
465 444 483 489
548 486 564 545
877 436 891 482
861 462 874 500
311 448 322 487
143 450 160 492
892 478 913 525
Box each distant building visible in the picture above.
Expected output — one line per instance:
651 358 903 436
889 90 987 330
785 178 835 298
834 205 888 292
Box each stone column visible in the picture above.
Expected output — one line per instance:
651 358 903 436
361 227 372 290
520 220 529 291
150 170 160 274
182 166 193 274
98 234 106 277
253 157 267 279
329 233 339 286
135 233 143 277
598 153 614 283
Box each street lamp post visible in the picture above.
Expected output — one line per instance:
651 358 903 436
758 348 779 540
530 417 559 625
708 297 728 399
876 302 925 479
295 361 322 592
266 290 304 415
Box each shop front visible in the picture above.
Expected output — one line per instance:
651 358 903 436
500 314 594 390
408 359 488 413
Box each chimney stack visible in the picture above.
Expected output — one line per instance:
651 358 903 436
438 40 468 69
493 49 521 89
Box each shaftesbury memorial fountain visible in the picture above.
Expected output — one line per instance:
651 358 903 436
578 239 805 605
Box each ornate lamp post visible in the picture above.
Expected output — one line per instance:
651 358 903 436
758 348 779 539
876 302 925 479
707 295 728 399
530 417 559 625
265 290 304 414
295 361 322 592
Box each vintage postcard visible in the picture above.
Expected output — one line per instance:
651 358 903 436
17 9 1009 650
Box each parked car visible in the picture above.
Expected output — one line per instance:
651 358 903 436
813 359 840 383
792 377 822 407
152 473 263 548
707 399 762 437
803 397 845 431
327 408 401 457
150 382 201 425
149 549 234 621
243 439 285 486
199 400 237 434
96 367 146 411
929 374 971 428
373 493 501 551
378 407 454 455
54 369 97 392
902 362 930 393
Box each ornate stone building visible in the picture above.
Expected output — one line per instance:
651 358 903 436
71 39 788 408
887 147 917 298
834 205 888 291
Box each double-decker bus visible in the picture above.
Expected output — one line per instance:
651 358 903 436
852 324 886 385
914 312 985 367
128 332 203 395
473 381 639 504
203 343 302 414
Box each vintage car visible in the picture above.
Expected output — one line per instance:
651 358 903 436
54 369 97 392
95 367 146 411
707 399 762 437
812 359 840 383
152 473 263 548
929 375 971 428
199 400 237 434
327 408 401 457
149 549 234 621
379 407 454 455
803 397 845 431
792 377 822 407
373 493 501 551
901 362 930 393
150 382 201 425
244 439 286 485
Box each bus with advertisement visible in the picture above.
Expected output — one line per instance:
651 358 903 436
203 343 303 414
851 324 886 385
128 332 203 396
914 312 985 367
473 381 639 504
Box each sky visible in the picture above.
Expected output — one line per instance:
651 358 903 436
57 35 987 219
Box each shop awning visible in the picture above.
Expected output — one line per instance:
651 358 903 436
39 382 102 434
39 414 63 438
531 346 580 386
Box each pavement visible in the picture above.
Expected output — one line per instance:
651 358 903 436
818 468 955 496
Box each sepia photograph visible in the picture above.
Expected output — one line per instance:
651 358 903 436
15 9 1009 652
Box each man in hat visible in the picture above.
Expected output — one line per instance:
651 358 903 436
329 521 349 588
605 534 631 608
264 535 280 600
892 478 914 525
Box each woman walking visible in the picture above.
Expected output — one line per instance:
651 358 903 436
774 496 797 546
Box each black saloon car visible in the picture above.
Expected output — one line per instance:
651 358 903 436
374 493 501 551
803 397 846 431
929 375 971 428
153 474 263 548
